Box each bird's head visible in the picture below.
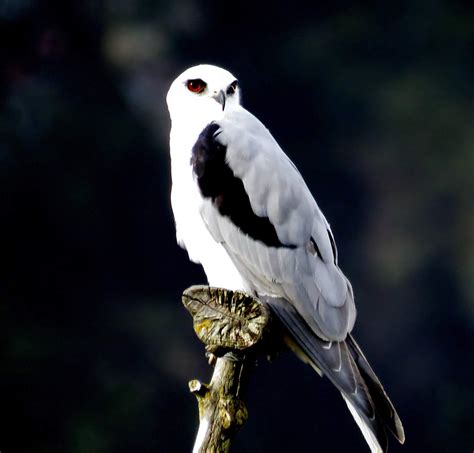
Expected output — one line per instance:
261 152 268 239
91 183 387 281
166 64 241 125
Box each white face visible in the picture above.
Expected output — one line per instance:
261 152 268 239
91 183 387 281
166 64 241 124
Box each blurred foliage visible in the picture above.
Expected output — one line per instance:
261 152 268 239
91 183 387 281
1 0 473 452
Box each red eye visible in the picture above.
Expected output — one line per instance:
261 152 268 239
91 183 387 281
186 79 206 93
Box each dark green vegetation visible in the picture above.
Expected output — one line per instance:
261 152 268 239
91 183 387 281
1 1 473 451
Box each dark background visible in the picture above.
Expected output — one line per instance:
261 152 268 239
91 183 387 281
1 0 473 451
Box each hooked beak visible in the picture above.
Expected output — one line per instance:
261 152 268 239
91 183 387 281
212 90 226 110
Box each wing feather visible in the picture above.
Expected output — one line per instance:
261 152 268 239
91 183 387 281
198 107 356 340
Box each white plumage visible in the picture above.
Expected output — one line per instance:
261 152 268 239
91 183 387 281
166 64 404 453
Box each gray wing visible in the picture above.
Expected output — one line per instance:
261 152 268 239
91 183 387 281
193 107 356 341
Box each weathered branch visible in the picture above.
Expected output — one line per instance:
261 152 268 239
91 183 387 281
182 285 271 453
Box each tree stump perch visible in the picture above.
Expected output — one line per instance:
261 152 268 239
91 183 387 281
182 286 271 453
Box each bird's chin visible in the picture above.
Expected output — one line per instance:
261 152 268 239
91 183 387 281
202 98 227 119
172 100 226 127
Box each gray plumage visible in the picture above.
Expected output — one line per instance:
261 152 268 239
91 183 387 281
200 107 356 341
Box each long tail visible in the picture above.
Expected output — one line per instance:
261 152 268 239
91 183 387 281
264 297 405 453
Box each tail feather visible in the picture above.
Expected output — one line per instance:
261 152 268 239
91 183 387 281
343 395 385 453
346 334 405 444
263 296 404 453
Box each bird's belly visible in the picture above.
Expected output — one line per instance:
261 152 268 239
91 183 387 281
171 167 249 292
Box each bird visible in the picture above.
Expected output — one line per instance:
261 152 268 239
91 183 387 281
166 64 405 453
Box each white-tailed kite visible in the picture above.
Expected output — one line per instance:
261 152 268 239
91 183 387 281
166 64 405 452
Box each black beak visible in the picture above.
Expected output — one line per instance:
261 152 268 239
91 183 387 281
213 90 226 110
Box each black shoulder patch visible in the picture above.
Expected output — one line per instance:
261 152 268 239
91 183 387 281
191 123 295 249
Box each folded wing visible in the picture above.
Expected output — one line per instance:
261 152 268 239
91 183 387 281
191 107 356 341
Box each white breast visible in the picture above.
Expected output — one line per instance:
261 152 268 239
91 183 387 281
169 125 249 292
